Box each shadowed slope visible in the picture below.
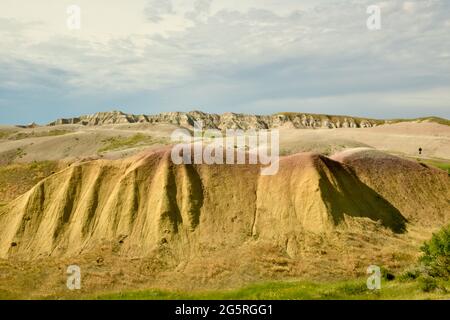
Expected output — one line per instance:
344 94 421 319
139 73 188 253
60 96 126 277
252 153 406 249
332 148 450 226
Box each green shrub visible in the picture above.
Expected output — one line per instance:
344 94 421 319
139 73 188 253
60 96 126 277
418 276 438 292
398 268 420 282
420 224 450 279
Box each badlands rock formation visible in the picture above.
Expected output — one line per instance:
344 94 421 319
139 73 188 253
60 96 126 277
1 147 448 260
48 111 381 129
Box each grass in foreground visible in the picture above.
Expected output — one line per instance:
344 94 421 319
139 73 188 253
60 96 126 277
88 279 449 300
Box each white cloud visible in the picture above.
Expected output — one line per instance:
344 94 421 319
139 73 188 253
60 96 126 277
145 0 175 22
0 0 449 120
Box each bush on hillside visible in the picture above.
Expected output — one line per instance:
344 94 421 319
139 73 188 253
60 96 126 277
418 275 438 292
420 224 450 279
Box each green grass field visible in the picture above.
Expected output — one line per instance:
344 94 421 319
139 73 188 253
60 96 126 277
86 279 450 300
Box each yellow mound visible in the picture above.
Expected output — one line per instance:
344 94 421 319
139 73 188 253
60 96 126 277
2 147 447 261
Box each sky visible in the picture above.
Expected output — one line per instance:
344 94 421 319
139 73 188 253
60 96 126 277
0 0 449 124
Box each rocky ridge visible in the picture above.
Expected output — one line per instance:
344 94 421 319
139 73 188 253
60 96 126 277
48 110 383 129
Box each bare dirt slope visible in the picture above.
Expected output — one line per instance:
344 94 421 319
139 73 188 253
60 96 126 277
332 148 450 225
278 122 450 159
1 148 421 260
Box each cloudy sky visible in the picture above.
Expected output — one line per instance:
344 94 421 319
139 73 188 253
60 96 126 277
0 0 449 124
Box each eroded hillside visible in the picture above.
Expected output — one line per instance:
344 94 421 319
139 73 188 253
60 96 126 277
1 148 448 260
